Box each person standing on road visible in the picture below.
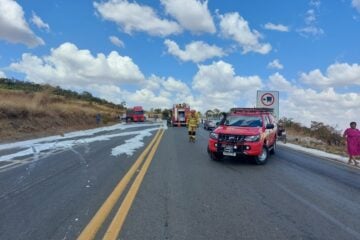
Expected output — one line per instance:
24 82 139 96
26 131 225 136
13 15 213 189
187 110 199 142
343 121 360 165
96 113 101 125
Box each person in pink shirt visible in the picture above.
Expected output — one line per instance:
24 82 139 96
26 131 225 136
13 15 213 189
343 122 360 165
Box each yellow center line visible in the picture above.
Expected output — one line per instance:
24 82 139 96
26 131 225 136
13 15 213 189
77 129 162 240
102 129 165 240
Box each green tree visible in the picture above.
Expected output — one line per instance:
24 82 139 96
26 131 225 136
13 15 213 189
162 109 171 119
154 108 162 114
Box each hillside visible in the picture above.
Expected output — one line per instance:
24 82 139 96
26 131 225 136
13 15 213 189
0 78 125 143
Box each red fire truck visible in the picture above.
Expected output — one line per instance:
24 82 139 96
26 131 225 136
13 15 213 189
172 103 190 126
126 106 145 122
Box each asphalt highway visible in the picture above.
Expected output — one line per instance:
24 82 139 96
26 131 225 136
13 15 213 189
0 124 359 240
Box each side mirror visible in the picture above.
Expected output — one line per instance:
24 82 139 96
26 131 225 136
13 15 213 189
266 123 274 129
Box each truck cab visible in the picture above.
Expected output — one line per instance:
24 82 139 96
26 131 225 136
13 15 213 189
126 106 145 122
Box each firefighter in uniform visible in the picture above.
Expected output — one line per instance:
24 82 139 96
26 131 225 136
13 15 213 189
187 110 199 142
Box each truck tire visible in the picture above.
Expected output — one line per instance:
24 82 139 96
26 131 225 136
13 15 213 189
208 147 223 162
269 141 276 155
254 146 268 165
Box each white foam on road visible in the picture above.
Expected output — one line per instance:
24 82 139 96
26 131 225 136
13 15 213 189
0 124 164 162
0 122 163 151
111 121 167 156
111 129 154 157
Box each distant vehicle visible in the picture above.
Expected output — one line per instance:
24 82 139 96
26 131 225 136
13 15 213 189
126 106 145 122
204 118 220 130
207 108 277 165
172 103 190 127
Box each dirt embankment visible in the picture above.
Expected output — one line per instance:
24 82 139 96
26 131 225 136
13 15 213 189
0 90 121 143
285 128 347 157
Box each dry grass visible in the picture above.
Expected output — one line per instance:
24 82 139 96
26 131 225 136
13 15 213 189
0 89 122 143
286 128 347 157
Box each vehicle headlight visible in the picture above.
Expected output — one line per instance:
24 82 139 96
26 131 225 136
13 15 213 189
244 135 260 142
209 132 218 140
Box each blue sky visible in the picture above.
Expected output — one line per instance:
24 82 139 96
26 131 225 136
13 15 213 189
0 0 359 130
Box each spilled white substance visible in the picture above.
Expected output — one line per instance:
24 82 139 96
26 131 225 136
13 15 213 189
0 122 162 151
0 123 163 162
111 129 153 156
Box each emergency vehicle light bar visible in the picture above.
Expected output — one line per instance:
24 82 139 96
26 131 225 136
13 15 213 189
230 108 274 113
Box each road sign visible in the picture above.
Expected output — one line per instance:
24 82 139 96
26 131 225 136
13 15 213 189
256 91 279 119
260 93 275 106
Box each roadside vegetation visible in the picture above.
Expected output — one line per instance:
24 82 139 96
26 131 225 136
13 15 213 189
0 78 125 143
281 118 346 156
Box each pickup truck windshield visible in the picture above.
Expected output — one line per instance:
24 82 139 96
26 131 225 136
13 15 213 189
225 116 262 127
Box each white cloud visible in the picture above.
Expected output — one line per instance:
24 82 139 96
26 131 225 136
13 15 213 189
162 76 190 93
125 88 172 108
31 11 50 32
0 70 6 78
94 0 182 37
297 2 324 37
192 60 263 110
0 0 44 47
193 60 262 93
86 83 172 111
133 75 193 109
310 0 321 8
264 23 289 32
109 36 125 48
161 0 216 34
352 0 360 12
10 42 145 89
297 26 324 37
219 12 271 54
85 83 172 110
164 39 225 63
86 83 123 104
300 62 360 88
268 72 296 92
142 74 191 94
145 74 163 91
267 59 284 70
305 9 317 25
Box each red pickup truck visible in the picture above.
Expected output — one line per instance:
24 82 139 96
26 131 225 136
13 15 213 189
207 108 277 165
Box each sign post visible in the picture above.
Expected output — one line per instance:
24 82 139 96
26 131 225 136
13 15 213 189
256 91 279 120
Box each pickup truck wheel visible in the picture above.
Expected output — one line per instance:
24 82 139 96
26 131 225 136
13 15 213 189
254 146 268 165
208 148 223 162
269 141 276 155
